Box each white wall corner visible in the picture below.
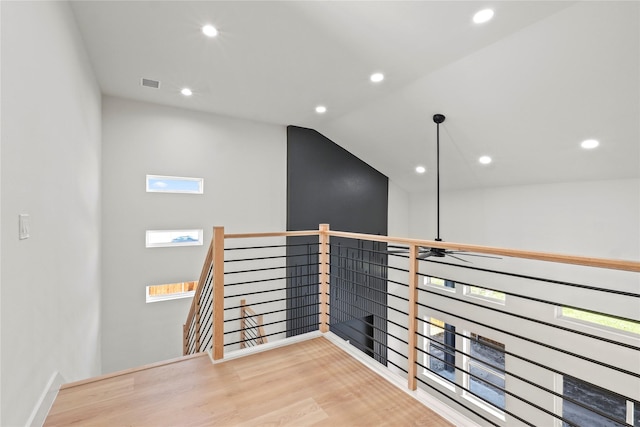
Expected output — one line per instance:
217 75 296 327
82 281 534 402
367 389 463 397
26 371 66 427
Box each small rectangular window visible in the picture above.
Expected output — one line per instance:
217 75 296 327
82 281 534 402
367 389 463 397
560 307 640 336
424 276 456 290
146 229 203 248
146 175 203 194
146 280 197 303
562 376 635 427
466 286 506 303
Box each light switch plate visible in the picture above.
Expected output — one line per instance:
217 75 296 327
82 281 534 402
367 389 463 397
19 214 30 240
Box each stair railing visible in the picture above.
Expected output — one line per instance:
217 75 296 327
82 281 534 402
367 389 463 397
239 299 267 348
183 224 640 427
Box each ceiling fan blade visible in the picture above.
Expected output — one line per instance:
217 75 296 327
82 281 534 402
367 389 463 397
444 253 471 263
448 251 502 260
418 251 437 259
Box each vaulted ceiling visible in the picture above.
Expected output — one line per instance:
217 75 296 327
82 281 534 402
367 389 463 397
70 1 639 192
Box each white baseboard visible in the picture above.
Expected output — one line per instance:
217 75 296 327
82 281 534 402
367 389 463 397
208 330 323 363
26 371 66 427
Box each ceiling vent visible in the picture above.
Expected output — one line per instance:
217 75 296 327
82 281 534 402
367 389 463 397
141 78 160 89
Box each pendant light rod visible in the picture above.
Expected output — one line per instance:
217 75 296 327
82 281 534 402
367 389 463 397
433 114 446 242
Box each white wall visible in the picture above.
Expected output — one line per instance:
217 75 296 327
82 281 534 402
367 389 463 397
0 2 102 426
101 96 286 373
409 179 640 260
388 181 409 238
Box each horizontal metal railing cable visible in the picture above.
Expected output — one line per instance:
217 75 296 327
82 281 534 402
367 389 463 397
421 258 640 298
224 252 320 264
421 287 640 351
225 293 321 314
226 312 320 339
416 318 635 427
327 259 409 289
325 229 640 272
327 273 408 318
224 272 318 288
225 262 318 276
225 281 322 301
225 319 321 347
224 242 319 251
415 376 502 427
329 304 410 361
416 270 640 326
224 301 319 325
328 243 410 274
184 225 639 426
418 298 639 380
414 357 546 427
324 314 396 366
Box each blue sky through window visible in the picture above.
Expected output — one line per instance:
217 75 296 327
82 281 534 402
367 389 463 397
147 175 203 193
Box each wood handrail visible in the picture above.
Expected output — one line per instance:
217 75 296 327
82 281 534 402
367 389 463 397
222 227 640 272
224 230 320 239
325 230 640 273
184 224 639 358
185 235 215 328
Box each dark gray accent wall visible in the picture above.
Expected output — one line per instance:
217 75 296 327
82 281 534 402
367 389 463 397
286 126 388 234
286 126 388 364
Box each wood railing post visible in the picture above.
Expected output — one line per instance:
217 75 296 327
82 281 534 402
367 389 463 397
240 299 247 349
212 226 225 360
182 323 187 356
319 224 330 333
407 244 419 391
195 298 201 352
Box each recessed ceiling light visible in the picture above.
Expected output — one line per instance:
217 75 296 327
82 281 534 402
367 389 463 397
202 24 218 38
315 105 327 114
181 88 193 96
370 73 384 83
473 9 494 24
415 165 426 174
479 155 492 165
581 139 599 149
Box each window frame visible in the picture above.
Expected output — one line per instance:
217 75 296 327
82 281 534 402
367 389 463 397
145 229 204 248
146 280 198 303
462 332 507 420
559 374 638 427
146 174 204 194
557 306 640 338
422 316 457 391
464 285 506 305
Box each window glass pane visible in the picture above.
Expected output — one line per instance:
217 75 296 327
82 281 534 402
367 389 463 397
146 280 197 303
561 307 640 335
468 286 505 302
427 318 456 382
469 334 506 409
562 376 627 427
634 401 640 427
146 175 203 194
425 277 455 289
146 229 203 248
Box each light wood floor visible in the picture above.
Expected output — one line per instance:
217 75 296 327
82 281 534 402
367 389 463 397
45 337 453 426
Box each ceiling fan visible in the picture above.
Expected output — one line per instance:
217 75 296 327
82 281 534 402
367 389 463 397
388 113 499 263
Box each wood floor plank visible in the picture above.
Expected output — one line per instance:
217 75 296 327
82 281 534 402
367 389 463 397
45 337 453 427
237 397 329 427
